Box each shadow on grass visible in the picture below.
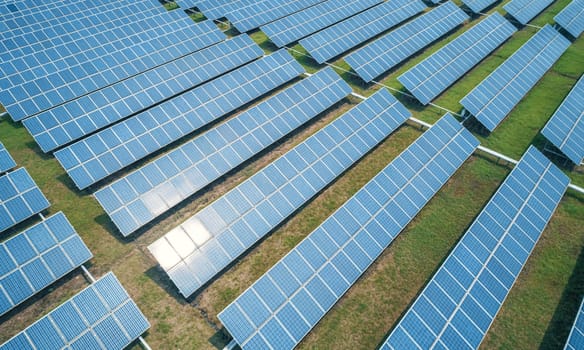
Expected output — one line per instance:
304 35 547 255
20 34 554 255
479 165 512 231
209 328 232 349
145 265 189 306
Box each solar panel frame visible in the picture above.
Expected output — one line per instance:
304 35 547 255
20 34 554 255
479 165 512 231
0 142 16 174
504 0 555 24
554 0 584 38
564 297 584 350
461 0 499 13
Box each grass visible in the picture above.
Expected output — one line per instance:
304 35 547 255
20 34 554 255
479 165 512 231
0 1 583 349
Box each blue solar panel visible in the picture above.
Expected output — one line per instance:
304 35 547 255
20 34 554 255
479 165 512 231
345 1 469 83
0 142 16 174
461 25 571 132
504 0 555 24
148 88 411 297
23 34 263 153
0 272 150 350
179 0 248 19
299 0 426 64
260 0 382 48
565 298 584 350
54 49 305 190
218 114 480 350
462 0 499 13
555 0 584 38
541 75 584 165
0 168 49 232
0 212 92 317
226 0 325 33
0 11 225 121
399 13 517 105
96 67 352 237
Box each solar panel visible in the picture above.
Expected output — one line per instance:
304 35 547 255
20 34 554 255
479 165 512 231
218 114 480 350
381 146 570 350
554 0 584 38
541 75 584 165
461 0 499 13
504 0 555 24
0 13 225 121
96 67 352 237
180 0 250 20
399 13 517 105
260 0 382 48
0 212 92 317
345 1 469 83
54 49 305 190
226 0 325 33
565 298 584 350
0 272 150 350
147 88 410 297
0 168 49 232
461 25 570 132
0 142 16 174
23 34 263 153
299 0 426 64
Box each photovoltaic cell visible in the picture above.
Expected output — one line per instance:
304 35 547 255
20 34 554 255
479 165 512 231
0 168 49 232
462 0 499 13
96 67 351 237
461 25 570 132
180 0 251 20
564 298 584 350
55 49 305 190
0 212 92 317
23 34 263 153
0 142 16 174
399 13 517 105
148 88 410 297
541 75 584 165
0 272 150 350
504 0 554 24
345 1 469 83
260 0 382 48
382 146 570 350
299 0 426 64
554 0 584 38
218 114 480 350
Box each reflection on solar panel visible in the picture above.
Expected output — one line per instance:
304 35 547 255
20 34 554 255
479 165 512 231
148 88 410 297
504 0 554 24
0 272 150 350
300 0 426 64
345 1 469 83
0 168 49 232
23 35 263 153
554 0 584 37
0 212 92 317
541 75 584 165
227 0 324 33
564 298 584 350
461 25 570 132
96 67 351 237
0 142 16 174
261 0 382 48
399 13 516 105
0 12 224 121
382 146 569 350
462 0 498 13
218 114 480 350
55 50 304 190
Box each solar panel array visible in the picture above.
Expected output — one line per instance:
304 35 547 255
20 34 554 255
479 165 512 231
55 49 305 190
23 35 264 153
96 67 350 237
564 298 584 350
261 0 382 48
0 212 92 317
0 168 49 232
382 146 569 349
504 0 555 24
0 142 16 174
148 88 410 297
462 0 499 13
180 0 243 20
0 272 150 350
299 0 426 64
541 75 584 165
218 114 480 350
461 25 571 132
345 1 469 82
554 0 584 38
399 13 517 105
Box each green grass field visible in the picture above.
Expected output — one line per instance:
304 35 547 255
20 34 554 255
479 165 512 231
0 0 582 349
